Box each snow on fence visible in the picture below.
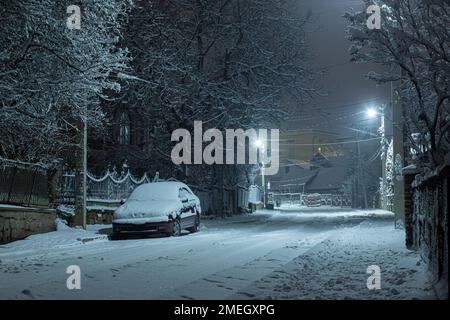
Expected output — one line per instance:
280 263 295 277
59 169 152 205
271 192 352 207
58 170 250 216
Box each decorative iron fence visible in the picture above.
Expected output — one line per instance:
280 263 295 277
59 169 153 205
58 169 250 216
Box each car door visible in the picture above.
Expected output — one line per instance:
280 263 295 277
178 187 196 227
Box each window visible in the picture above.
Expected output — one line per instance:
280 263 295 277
179 188 192 201
118 112 130 145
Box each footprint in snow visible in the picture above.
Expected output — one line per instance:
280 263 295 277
21 289 35 299
236 291 255 298
390 288 400 295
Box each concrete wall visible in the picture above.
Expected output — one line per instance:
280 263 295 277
0 206 56 244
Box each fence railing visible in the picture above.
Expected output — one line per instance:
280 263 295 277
59 170 152 205
58 170 250 216
271 192 352 207
0 158 52 207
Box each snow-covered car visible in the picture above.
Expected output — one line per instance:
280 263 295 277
112 181 201 239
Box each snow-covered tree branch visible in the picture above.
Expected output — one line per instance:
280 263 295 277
117 0 316 186
345 0 450 173
0 0 132 164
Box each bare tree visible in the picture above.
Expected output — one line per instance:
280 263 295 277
118 0 315 193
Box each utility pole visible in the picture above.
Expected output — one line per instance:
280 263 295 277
356 128 360 208
261 164 266 208
391 75 405 225
82 119 87 229
255 139 266 208
379 104 387 210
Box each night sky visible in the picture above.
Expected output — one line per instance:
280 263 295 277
288 0 390 138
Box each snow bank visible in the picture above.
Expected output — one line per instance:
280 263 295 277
0 223 110 260
54 218 71 231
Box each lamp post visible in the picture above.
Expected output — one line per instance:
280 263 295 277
255 139 266 208
367 105 386 209
82 119 87 230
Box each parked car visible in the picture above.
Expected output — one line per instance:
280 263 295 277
112 181 201 239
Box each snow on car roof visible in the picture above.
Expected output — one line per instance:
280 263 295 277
128 181 190 201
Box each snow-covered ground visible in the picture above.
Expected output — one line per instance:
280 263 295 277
231 219 435 300
0 207 434 299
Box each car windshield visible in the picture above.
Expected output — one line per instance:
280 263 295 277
127 182 184 201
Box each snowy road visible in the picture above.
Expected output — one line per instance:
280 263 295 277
0 208 430 300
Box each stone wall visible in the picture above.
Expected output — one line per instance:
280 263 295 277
0 206 56 244
409 167 448 299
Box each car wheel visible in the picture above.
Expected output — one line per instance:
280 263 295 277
187 214 200 233
172 219 181 237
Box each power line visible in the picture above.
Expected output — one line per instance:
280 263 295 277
278 136 381 146
289 96 389 121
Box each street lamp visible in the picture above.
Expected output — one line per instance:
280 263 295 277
366 105 387 209
366 107 378 118
254 139 266 208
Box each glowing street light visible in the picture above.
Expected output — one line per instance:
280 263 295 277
364 104 389 210
366 107 378 118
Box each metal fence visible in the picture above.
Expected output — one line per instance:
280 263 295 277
271 192 352 207
59 170 250 215
59 169 152 205
0 159 50 207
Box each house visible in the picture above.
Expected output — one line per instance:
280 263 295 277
268 152 349 195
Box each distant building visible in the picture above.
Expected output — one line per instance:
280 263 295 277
268 129 349 195
268 152 349 195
